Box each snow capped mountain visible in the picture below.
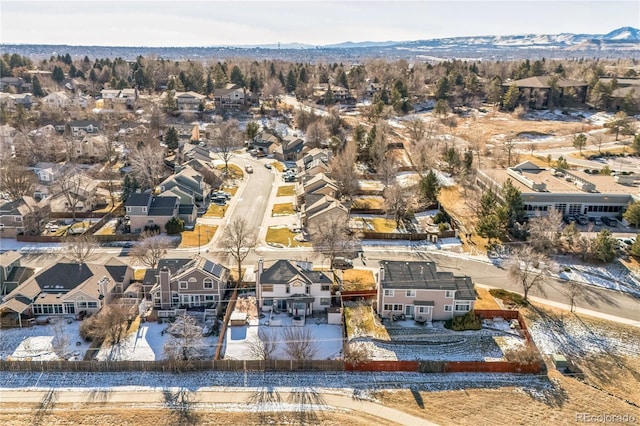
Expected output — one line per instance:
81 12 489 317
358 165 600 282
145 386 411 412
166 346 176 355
600 26 640 40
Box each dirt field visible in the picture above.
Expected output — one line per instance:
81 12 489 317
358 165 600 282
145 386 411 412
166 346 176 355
0 405 393 426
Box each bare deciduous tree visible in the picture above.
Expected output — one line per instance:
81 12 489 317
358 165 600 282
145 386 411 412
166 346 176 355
384 182 418 229
79 303 131 347
220 217 256 287
263 78 284 110
128 142 166 190
328 140 358 205
64 233 99 263
55 166 93 221
282 327 318 361
309 213 359 269
51 319 70 359
247 328 279 360
527 209 563 253
130 231 173 268
211 119 241 172
506 246 557 301
163 314 207 360
306 121 328 149
566 281 585 313
0 162 36 202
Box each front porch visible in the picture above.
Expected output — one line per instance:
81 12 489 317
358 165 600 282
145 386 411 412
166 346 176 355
261 294 315 318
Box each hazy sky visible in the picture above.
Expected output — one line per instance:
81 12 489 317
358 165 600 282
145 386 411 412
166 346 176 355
1 0 638 46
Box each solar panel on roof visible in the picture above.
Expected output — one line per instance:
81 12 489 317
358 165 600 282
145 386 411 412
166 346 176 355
203 260 223 278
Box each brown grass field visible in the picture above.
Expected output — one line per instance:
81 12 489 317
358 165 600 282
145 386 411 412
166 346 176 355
473 287 502 310
276 185 295 197
204 204 228 218
342 269 376 291
179 224 217 248
265 226 311 248
0 406 391 426
272 202 295 216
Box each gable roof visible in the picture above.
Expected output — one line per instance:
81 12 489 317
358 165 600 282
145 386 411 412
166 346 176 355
379 260 476 300
148 196 178 216
124 193 152 207
142 258 192 285
260 260 332 285
505 76 588 89
0 251 22 267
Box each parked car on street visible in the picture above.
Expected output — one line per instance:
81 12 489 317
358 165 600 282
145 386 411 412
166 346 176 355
245 165 253 173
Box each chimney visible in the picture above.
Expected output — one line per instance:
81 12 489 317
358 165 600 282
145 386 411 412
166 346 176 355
258 258 264 275
98 276 110 304
378 263 385 283
159 266 171 308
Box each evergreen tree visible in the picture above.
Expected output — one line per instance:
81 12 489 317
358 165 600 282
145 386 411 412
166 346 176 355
285 69 297 93
246 121 260 140
501 179 526 225
205 73 214 95
52 66 65 84
623 201 640 227
573 133 587 154
419 170 440 205
591 229 616 263
230 65 245 86
165 126 179 151
31 75 45 97
502 84 520 111
298 66 308 83
121 175 139 202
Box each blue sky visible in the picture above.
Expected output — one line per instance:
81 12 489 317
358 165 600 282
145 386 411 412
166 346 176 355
1 0 638 46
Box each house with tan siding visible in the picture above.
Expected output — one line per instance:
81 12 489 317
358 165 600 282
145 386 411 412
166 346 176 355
376 260 476 322
148 257 229 309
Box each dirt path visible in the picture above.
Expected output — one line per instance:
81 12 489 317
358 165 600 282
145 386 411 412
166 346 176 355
0 388 438 426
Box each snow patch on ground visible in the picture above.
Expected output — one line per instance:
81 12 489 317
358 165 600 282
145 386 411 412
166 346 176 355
96 322 173 361
556 260 640 298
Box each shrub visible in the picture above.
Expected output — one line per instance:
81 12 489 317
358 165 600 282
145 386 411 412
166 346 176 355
144 224 161 233
445 311 482 331
433 211 450 224
489 288 528 306
438 222 449 232
165 217 185 235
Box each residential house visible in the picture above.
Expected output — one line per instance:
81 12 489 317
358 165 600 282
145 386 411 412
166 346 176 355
118 88 138 109
72 134 109 159
255 259 333 316
159 164 210 208
0 77 31 93
175 91 206 111
0 196 48 238
274 135 304 161
124 193 179 233
0 251 34 296
46 175 100 215
213 83 252 109
365 80 384 97
159 186 197 225
295 173 338 210
0 259 133 326
67 120 102 137
42 92 71 109
148 257 229 309
302 195 349 229
100 89 121 104
141 258 191 300
251 129 282 156
118 122 149 137
0 92 33 110
376 260 477 322
296 148 330 176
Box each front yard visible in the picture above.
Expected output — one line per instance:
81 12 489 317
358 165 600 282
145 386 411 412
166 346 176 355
204 204 228 218
272 202 295 216
179 224 217 248
265 225 311 248
276 185 295 197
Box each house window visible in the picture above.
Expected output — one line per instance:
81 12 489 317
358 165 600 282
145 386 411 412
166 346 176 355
262 284 273 292
205 295 214 301
142 207 147 213
383 304 403 311
126 206 131 213
172 292 180 304
445 291 455 298
444 305 453 312
179 281 188 290
383 289 394 297
455 303 470 312
285 285 290 294
320 298 330 305
406 290 416 297
87 302 98 309
203 278 213 289
321 284 330 292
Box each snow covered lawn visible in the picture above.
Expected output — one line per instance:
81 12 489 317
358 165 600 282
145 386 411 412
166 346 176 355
95 320 218 361
349 320 526 362
1 318 90 361
223 313 343 361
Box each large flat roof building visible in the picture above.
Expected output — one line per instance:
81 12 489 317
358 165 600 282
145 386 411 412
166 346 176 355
478 161 639 218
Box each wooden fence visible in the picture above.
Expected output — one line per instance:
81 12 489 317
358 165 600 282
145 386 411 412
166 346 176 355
0 359 344 373
361 230 456 241
214 284 239 360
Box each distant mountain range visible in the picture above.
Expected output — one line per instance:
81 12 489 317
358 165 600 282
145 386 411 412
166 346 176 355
1 27 638 61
